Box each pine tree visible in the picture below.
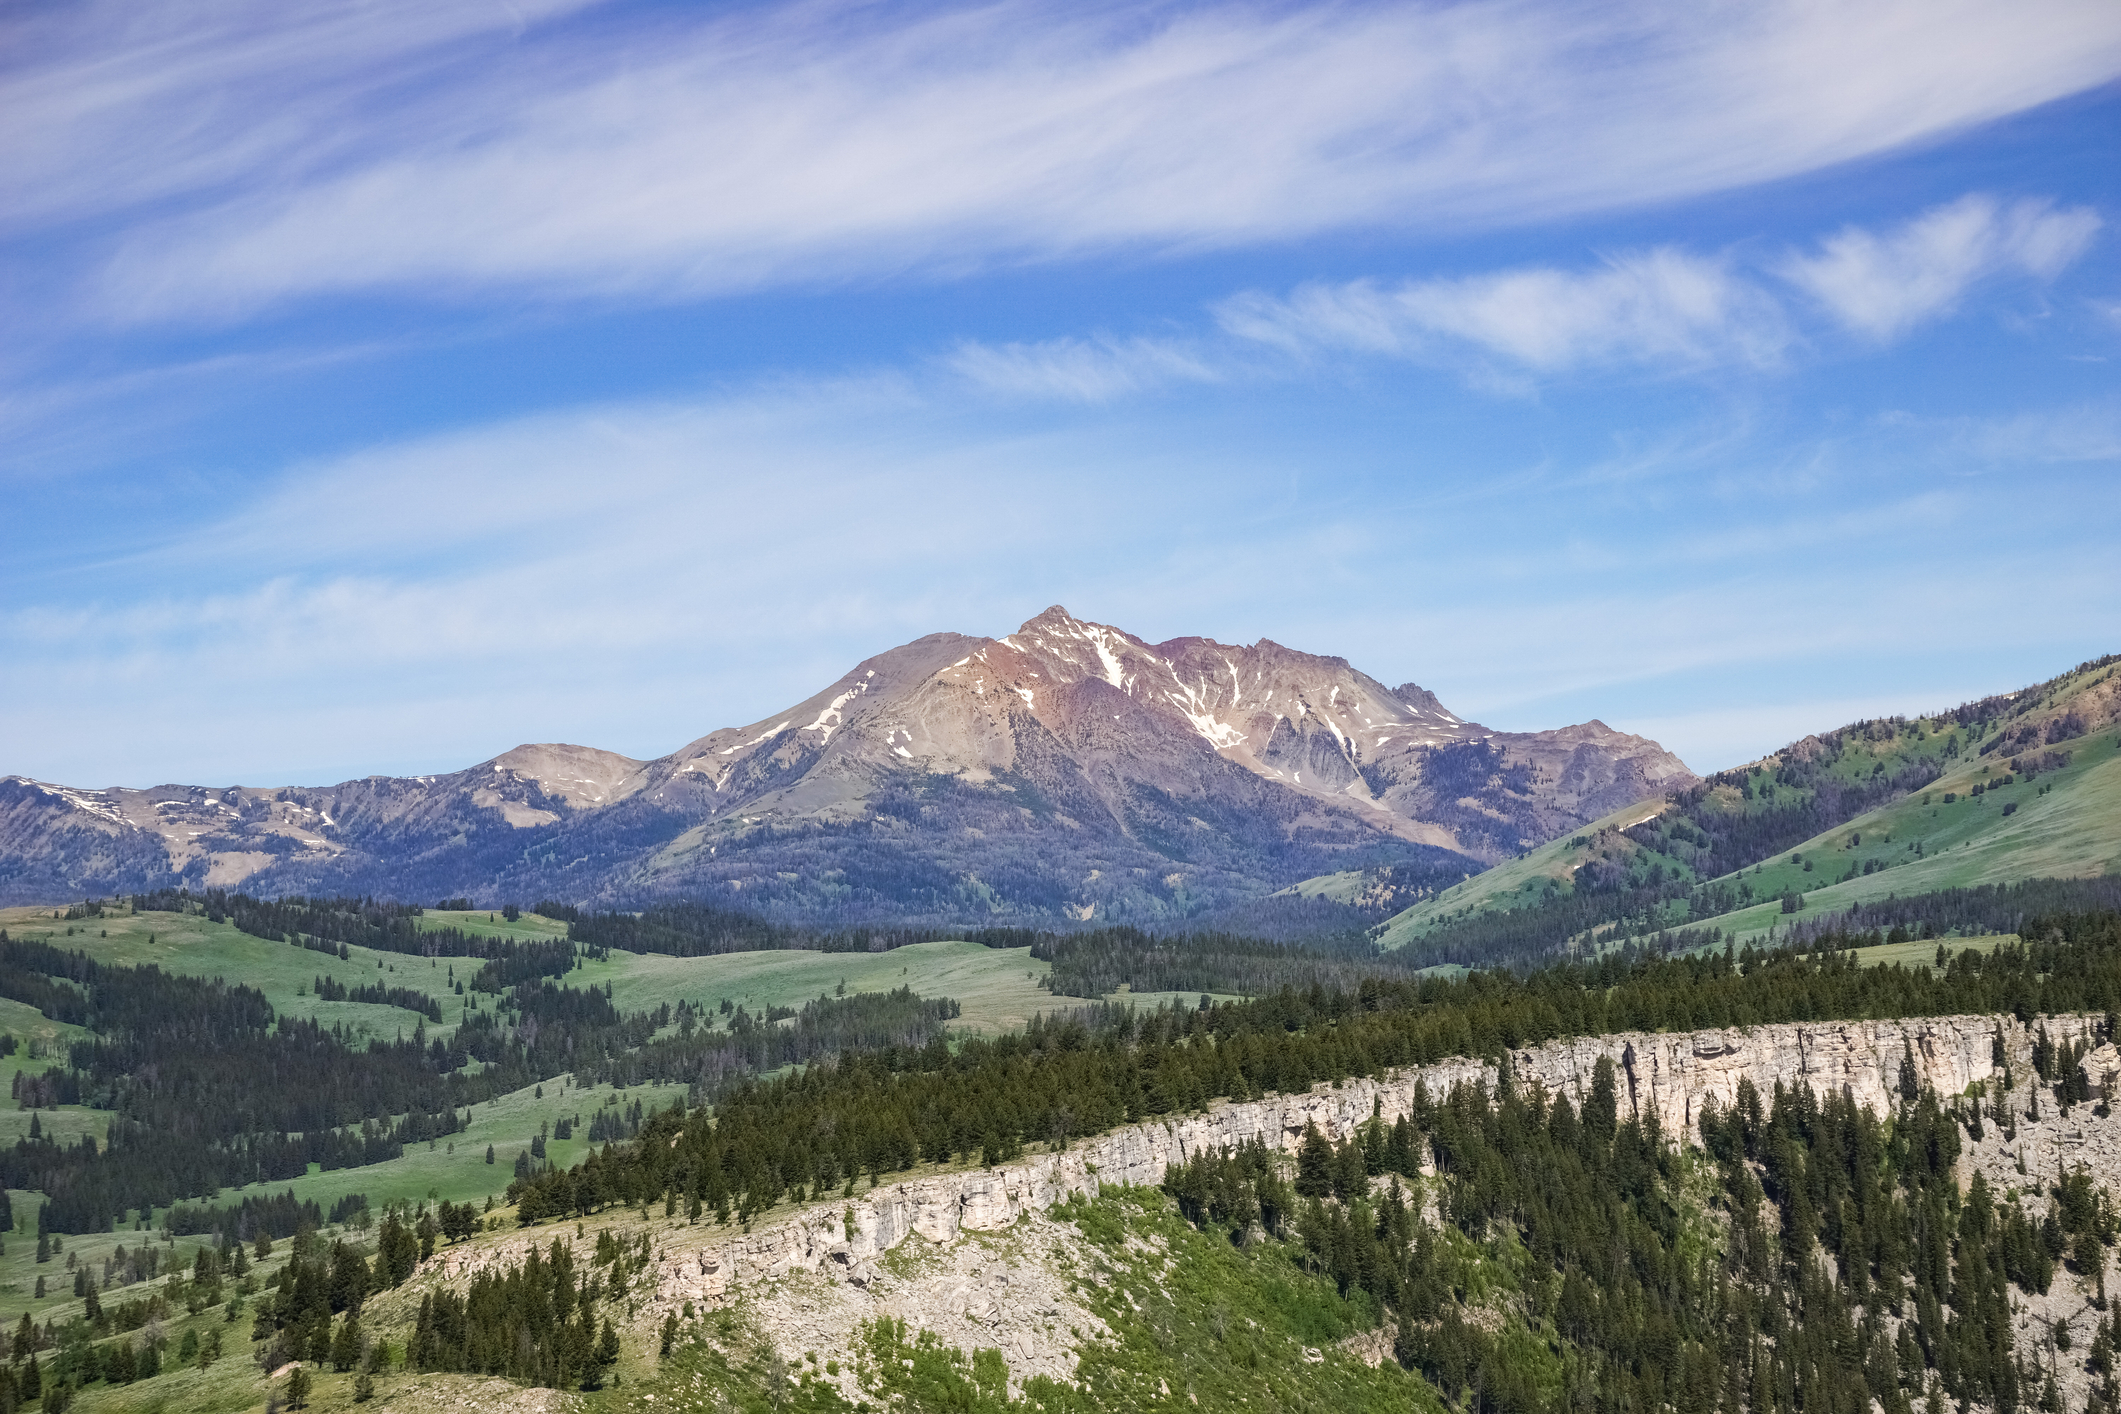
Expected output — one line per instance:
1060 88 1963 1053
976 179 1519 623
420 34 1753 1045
331 1315 362 1372
1295 1122 1333 1198
596 1319 620 1367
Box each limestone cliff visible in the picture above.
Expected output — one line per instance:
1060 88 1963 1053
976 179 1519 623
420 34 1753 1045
628 1011 2094 1314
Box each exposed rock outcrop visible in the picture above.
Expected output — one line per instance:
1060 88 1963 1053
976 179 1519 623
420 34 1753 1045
647 1012 2096 1316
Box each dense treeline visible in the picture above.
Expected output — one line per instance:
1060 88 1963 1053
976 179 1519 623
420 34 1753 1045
1174 892 1389 944
165 1189 324 1244
503 909 2121 1231
470 939 579 991
408 1235 627 1388
478 986 963 1097
1036 926 1431 998
311 974 444 1021
562 898 1045 958
245 1204 494 1380
1779 878 2121 951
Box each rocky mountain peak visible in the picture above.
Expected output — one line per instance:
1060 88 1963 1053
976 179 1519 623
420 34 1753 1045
485 743 646 809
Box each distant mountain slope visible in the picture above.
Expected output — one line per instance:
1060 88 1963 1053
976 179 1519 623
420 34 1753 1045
0 608 1695 922
1358 653 2120 964
1677 710 2121 946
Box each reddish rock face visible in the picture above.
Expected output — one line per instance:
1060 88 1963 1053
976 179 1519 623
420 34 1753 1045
647 605 1696 866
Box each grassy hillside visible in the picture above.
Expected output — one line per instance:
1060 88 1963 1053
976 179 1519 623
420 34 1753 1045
1685 719 2121 944
1353 653 2120 965
1368 796 1672 950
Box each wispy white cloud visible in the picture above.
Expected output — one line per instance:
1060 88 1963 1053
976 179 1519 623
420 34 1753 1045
5 0 2109 318
1892 399 2121 466
0 0 607 230
1780 195 2103 340
943 335 1219 401
1218 250 1789 374
0 378 1271 779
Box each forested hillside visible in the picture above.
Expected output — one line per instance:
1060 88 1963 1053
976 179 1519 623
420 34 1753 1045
472 904 2121 1414
0 897 974 1237
2 882 2121 1410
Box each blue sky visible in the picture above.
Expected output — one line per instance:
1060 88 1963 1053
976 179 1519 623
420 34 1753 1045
4 0 2118 788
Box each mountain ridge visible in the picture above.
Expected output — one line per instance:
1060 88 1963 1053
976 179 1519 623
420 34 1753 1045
0 608 1695 920
1351 651 2121 963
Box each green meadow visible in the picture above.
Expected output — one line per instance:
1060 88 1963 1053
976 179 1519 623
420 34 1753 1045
0 903 460 1044
415 907 573 942
0 906 1098 1047
570 937 1081 1036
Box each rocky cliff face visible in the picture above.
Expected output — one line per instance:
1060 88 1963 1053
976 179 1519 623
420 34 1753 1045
0 608 1694 917
633 1011 2090 1321
406 1011 2119 1404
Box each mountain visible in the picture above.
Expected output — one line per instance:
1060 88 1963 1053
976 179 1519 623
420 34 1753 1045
0 607 1695 921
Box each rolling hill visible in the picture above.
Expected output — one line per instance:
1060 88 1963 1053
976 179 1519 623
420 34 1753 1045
1351 653 2121 964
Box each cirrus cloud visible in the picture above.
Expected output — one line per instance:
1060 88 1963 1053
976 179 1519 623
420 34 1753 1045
1780 194 2103 340
1217 249 1790 374
3 0 2108 320
943 335 1220 402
